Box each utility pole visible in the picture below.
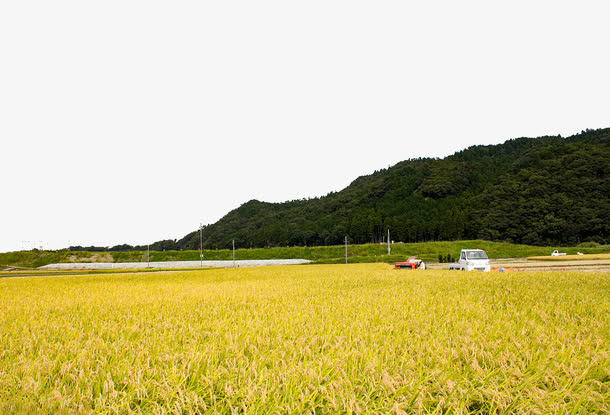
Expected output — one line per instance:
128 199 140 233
345 236 348 264
388 229 391 256
147 244 150 268
199 223 203 267
232 239 236 268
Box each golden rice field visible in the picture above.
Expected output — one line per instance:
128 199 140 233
1 264 608 414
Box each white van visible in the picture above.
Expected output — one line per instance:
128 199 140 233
448 249 491 272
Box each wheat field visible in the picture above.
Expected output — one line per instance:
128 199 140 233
0 264 608 414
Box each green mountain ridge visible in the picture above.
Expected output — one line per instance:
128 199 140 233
168 128 608 249
68 128 608 252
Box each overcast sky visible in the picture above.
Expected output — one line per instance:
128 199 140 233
1 1 608 252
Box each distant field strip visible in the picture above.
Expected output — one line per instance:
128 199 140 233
528 253 610 261
485 257 610 273
0 264 608 413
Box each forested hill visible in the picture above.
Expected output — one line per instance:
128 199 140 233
167 128 608 249
67 129 606 253
80 128 604 253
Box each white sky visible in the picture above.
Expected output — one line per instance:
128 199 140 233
1 1 609 252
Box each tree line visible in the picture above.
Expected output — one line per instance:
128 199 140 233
72 128 610 251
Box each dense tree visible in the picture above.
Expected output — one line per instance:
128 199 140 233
76 128 609 251
187 128 607 248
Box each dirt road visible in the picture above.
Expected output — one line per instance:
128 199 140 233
427 258 610 272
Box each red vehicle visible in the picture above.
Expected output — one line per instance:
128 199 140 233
395 256 426 269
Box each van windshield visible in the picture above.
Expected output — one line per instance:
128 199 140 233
466 251 488 260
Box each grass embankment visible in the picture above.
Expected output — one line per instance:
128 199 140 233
528 253 610 261
1 240 608 268
0 264 608 413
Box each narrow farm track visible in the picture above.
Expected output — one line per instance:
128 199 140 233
427 258 610 273
494 258 610 273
